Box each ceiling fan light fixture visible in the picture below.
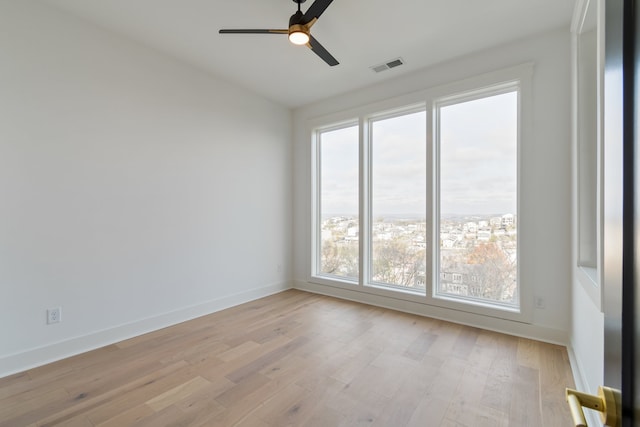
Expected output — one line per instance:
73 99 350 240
288 24 310 45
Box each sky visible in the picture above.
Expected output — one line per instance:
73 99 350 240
320 91 517 217
371 111 426 217
440 91 517 215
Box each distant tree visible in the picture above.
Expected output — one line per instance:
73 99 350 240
372 238 425 288
321 239 358 278
466 242 516 302
321 239 341 274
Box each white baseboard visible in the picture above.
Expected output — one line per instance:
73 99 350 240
294 280 568 345
566 345 603 427
0 281 292 379
567 345 589 392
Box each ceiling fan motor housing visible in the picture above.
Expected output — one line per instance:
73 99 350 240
288 10 309 42
289 10 305 27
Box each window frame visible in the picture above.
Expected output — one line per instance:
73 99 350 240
311 120 360 285
433 83 521 311
365 106 428 294
308 64 533 323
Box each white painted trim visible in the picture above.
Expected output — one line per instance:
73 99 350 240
567 344 603 427
0 281 292 379
571 0 590 34
571 0 604 311
304 63 534 131
294 280 567 345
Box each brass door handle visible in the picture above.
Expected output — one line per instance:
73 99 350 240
565 386 621 427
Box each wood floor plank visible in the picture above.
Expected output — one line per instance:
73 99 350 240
539 343 576 426
223 336 308 384
145 375 211 412
305 406 346 427
173 382 228 424
403 331 438 361
46 413 95 427
127 404 186 427
214 372 271 408
83 361 200 425
94 403 154 427
207 334 291 379
0 388 70 427
217 341 262 363
509 365 542 426
249 382 309 425
481 370 513 414
0 289 576 426
329 347 378 385
444 367 494 423
451 326 481 360
259 354 308 381
371 374 428 427
232 414 271 427
516 336 541 369
19 361 188 427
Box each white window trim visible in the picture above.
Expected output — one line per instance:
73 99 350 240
308 63 534 324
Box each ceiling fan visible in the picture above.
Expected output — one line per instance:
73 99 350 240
219 0 339 66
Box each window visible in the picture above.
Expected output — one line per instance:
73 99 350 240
312 72 525 317
436 90 519 308
317 124 359 281
370 110 427 291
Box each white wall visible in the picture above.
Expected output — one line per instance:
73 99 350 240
0 1 292 377
292 28 572 343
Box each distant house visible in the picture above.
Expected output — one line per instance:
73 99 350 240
442 239 456 248
464 222 478 233
502 213 515 227
477 230 491 241
490 217 503 228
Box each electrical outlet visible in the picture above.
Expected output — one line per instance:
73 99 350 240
277 264 282 273
47 307 61 324
535 297 545 309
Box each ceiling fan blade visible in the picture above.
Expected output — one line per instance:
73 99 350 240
219 29 288 34
303 0 334 24
308 35 339 66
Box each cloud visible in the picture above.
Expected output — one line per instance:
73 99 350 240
319 91 517 216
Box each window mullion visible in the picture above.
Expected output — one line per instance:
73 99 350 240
312 130 321 275
359 116 370 287
426 106 435 301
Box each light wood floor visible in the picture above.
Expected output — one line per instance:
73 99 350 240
0 290 575 426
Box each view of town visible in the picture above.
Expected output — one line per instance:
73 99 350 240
320 213 518 305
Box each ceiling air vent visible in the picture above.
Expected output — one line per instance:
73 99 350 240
371 57 404 73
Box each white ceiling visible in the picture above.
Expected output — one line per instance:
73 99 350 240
45 0 576 108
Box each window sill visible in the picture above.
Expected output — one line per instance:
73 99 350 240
308 276 529 324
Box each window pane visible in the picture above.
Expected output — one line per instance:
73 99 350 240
438 91 518 307
370 111 426 291
319 125 359 280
